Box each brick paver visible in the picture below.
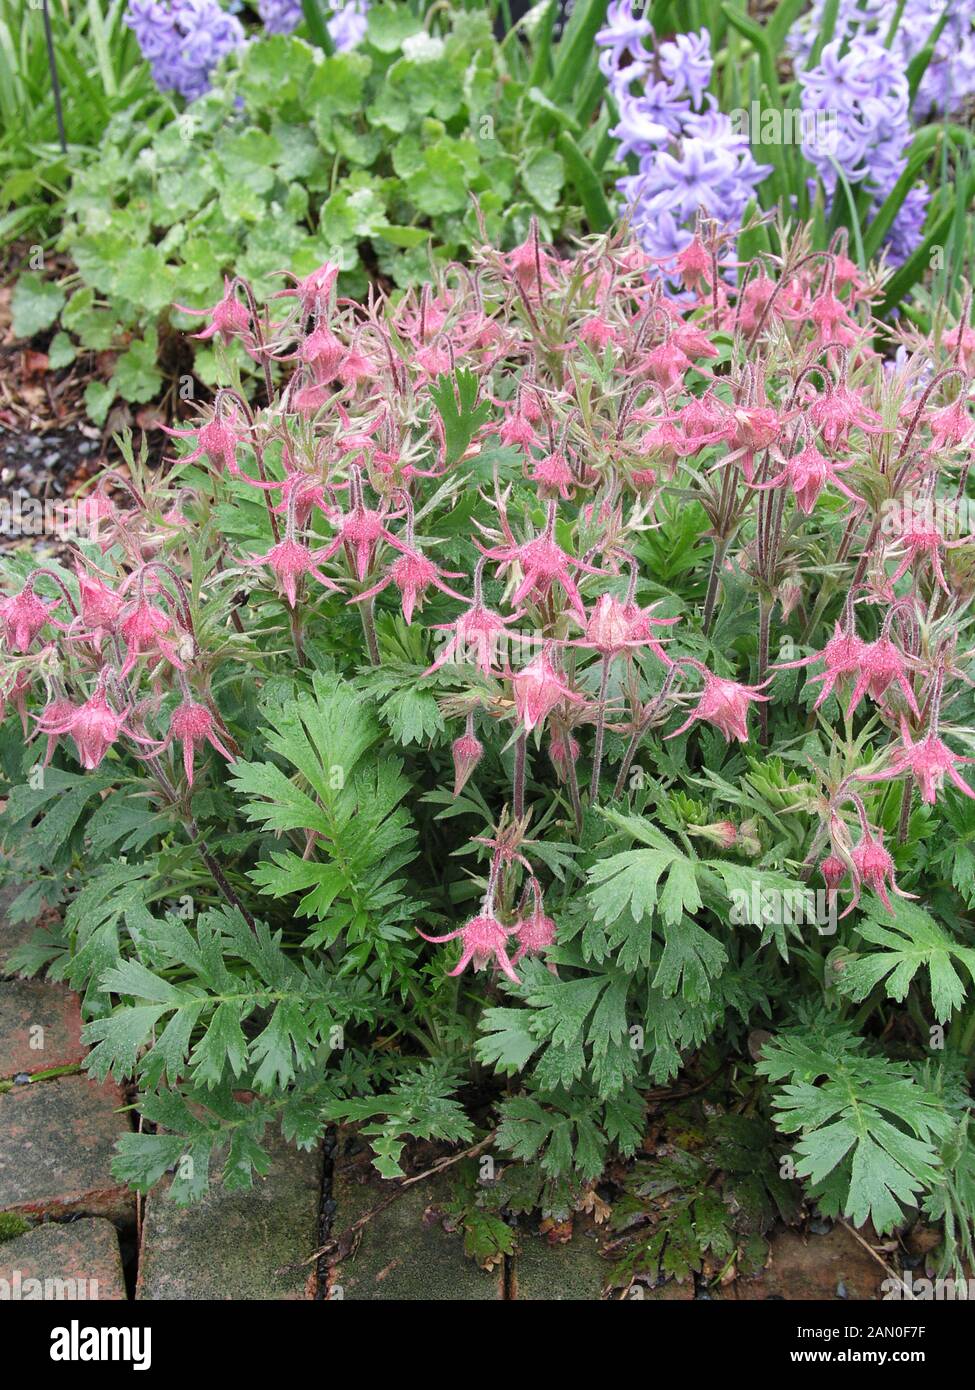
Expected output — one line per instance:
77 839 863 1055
0 979 86 1078
0 1074 134 1223
0 1217 127 1300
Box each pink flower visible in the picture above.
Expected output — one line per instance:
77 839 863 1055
477 503 602 623
820 854 847 892
74 570 123 648
246 538 342 609
548 730 580 781
778 622 865 710
417 911 519 983
353 549 464 627
36 687 126 770
529 451 576 500
846 829 914 914
33 696 77 765
153 700 235 787
867 727 975 805
161 409 245 476
426 600 522 676
451 722 483 798
173 278 249 342
0 581 60 652
756 442 863 514
511 882 558 965
846 637 919 718
667 661 769 743
316 469 407 582
119 599 186 675
511 645 581 733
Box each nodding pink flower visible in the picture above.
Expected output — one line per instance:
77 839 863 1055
529 450 575 500
151 700 235 787
1 667 32 735
415 343 453 379
477 503 602 624
36 685 126 771
174 278 249 342
504 228 559 296
162 408 246 476
884 513 954 594
498 409 539 450
119 598 186 675
846 636 919 718
777 622 866 710
667 661 769 743
246 537 342 609
804 286 857 348
511 645 581 733
548 729 580 781
511 880 558 965
33 696 77 765
670 394 733 453
670 323 720 362
672 234 711 289
807 385 882 450
451 717 483 799
300 325 345 384
630 464 657 492
846 828 914 915
866 726 975 806
353 549 465 627
568 591 676 664
622 599 678 665
756 442 863 514
577 315 619 351
639 338 692 390
426 599 523 676
74 570 123 648
820 854 847 893
736 274 778 335
271 262 340 317
0 580 60 652
942 323 975 373
417 911 520 983
317 469 406 582
927 396 974 451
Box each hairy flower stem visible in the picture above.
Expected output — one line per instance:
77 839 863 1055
360 597 380 666
565 738 583 835
757 598 772 747
702 537 728 635
898 773 914 844
290 605 306 666
588 655 611 804
186 817 259 933
612 666 679 800
513 733 527 821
